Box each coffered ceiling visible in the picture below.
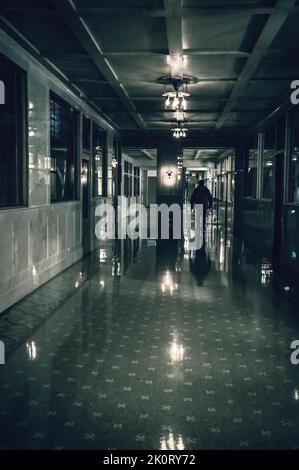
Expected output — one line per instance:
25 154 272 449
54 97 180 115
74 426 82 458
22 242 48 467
1 0 299 143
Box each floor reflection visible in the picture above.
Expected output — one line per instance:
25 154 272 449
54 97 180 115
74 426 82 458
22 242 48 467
189 246 211 286
160 431 185 450
1 216 299 449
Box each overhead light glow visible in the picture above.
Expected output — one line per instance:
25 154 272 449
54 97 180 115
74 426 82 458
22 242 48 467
172 122 188 139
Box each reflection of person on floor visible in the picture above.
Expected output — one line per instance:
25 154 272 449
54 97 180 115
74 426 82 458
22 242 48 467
190 180 213 235
189 246 211 286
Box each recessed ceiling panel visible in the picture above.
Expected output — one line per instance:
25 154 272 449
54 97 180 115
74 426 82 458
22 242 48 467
2 15 86 55
184 56 246 80
183 13 252 50
82 16 167 53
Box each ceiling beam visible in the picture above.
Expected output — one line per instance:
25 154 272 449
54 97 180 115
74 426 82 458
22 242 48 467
144 120 217 123
140 149 155 160
76 5 299 17
70 79 109 85
217 149 234 160
77 8 165 17
130 159 157 168
45 53 91 60
164 0 183 78
181 5 298 15
193 149 200 159
124 147 156 158
45 47 299 61
102 48 299 58
215 0 297 129
91 95 281 104
0 6 59 17
103 50 168 56
103 48 250 57
51 0 146 129
183 49 250 57
105 109 261 114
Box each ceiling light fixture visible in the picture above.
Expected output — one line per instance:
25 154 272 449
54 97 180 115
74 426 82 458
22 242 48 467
163 89 190 111
172 121 188 139
162 81 190 111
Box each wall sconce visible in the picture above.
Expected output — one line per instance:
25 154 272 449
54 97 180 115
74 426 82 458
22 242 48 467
166 169 173 179
161 166 177 187
81 168 88 184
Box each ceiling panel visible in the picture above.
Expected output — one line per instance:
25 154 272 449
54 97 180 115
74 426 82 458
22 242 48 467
51 58 106 81
1 15 86 55
253 56 299 79
243 80 290 98
183 13 252 50
106 55 169 87
0 0 298 137
184 56 246 80
82 16 167 53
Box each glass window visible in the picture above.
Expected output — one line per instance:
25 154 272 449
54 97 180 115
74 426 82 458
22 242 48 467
124 160 130 197
227 173 232 203
107 167 113 197
0 53 26 207
82 115 91 152
92 123 103 197
81 159 89 220
245 136 258 198
50 92 77 202
107 140 117 198
277 116 285 152
262 127 275 199
264 125 276 159
134 167 140 196
111 139 118 197
263 149 274 199
262 157 274 199
129 163 133 198
290 110 299 203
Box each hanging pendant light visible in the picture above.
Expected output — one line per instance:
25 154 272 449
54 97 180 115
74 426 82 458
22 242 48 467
171 121 188 139
162 82 190 111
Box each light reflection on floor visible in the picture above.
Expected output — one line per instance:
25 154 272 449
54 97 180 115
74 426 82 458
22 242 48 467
0 218 299 450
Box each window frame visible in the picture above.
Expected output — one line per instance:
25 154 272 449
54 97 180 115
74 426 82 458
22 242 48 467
82 115 91 153
244 134 259 199
49 90 79 204
0 52 28 209
286 109 299 206
92 121 105 198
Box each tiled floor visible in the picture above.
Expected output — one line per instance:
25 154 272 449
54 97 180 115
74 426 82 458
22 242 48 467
0 220 299 450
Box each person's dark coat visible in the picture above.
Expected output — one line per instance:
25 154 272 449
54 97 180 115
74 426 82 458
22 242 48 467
190 184 213 211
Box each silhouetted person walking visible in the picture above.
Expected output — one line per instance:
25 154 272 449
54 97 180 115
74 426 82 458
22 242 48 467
190 180 213 235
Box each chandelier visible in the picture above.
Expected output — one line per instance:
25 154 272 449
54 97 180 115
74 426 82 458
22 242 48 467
163 89 190 110
172 121 188 139
162 81 190 111
160 78 191 138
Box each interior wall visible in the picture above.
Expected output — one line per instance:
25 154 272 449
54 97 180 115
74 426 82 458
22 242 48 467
0 32 115 314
